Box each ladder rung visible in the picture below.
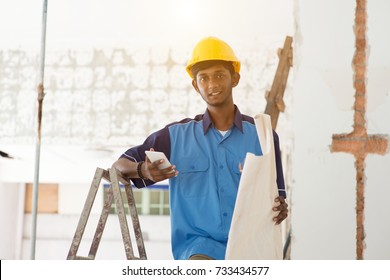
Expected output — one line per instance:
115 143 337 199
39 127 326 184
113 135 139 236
74 256 93 260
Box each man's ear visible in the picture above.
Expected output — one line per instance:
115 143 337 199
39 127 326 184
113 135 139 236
192 79 200 93
232 72 240 88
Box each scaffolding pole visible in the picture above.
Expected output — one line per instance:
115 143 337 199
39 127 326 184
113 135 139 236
30 0 48 260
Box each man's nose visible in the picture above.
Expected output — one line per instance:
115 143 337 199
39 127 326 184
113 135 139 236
207 77 219 89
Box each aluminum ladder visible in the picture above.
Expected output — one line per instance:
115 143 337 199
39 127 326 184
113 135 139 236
67 167 147 260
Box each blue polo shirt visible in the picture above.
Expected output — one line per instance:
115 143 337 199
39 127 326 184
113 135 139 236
120 106 286 260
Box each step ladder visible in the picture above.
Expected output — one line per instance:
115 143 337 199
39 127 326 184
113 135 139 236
67 167 147 260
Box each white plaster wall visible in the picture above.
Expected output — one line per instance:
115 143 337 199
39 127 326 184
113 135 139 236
59 183 103 215
363 0 390 260
0 183 25 259
292 0 390 259
21 214 172 260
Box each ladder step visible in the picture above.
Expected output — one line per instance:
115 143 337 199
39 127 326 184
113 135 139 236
74 256 94 260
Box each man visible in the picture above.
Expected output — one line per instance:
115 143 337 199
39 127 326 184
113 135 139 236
112 37 288 260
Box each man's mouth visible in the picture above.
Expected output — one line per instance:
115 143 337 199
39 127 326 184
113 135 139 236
209 91 221 96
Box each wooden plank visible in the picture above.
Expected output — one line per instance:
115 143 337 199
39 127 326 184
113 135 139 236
264 36 293 129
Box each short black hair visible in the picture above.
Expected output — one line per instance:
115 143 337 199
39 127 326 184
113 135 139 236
190 60 235 79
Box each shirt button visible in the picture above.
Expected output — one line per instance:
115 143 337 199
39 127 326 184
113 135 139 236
223 213 228 217
219 165 224 169
220 188 225 192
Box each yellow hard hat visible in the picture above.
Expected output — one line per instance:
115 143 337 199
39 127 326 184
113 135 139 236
186 36 241 79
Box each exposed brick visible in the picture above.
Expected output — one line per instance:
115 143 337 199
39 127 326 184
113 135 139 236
353 51 366 66
356 38 366 49
365 136 390 155
354 95 366 111
354 24 367 39
355 10 367 24
331 135 364 154
354 110 366 126
354 126 367 138
354 81 366 94
354 65 366 80
356 0 367 10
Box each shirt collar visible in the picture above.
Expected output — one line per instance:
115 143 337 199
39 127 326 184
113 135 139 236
203 105 244 135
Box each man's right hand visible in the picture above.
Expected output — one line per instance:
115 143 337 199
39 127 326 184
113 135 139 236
143 156 178 182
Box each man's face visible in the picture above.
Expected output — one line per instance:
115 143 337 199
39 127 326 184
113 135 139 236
192 64 240 108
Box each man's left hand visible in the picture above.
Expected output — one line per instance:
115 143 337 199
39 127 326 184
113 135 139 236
272 196 288 224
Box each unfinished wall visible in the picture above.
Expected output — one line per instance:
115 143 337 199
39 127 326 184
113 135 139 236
292 0 390 259
0 0 293 147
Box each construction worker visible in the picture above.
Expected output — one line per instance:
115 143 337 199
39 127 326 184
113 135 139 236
112 37 288 260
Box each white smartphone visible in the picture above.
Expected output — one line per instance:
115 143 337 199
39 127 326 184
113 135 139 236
145 151 172 170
